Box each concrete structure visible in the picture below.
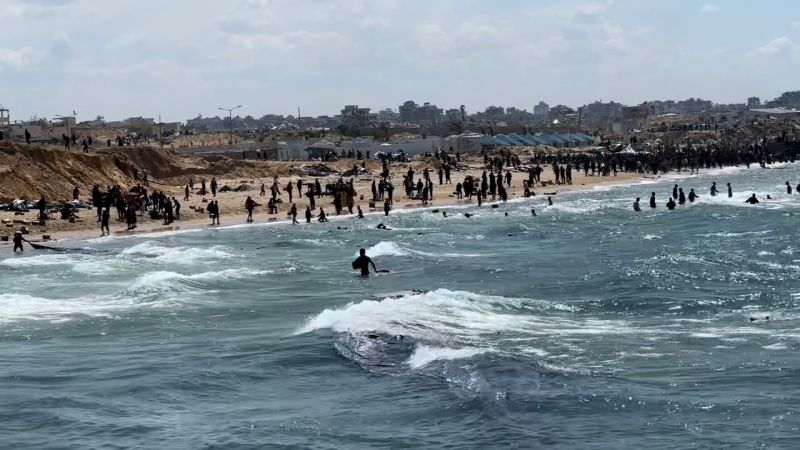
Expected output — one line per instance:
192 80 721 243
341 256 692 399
743 108 800 120
339 105 372 130
0 106 9 128
747 97 761 107
398 100 443 125
533 101 550 117
613 104 649 133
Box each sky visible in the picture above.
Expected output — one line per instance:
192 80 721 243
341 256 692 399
1 0 800 122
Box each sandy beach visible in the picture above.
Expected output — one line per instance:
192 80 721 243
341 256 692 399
0 153 649 245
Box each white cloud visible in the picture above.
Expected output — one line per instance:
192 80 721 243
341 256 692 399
700 4 720 13
0 47 31 69
750 37 799 57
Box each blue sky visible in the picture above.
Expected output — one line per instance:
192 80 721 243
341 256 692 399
1 0 799 122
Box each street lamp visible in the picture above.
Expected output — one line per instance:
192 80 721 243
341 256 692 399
218 105 241 145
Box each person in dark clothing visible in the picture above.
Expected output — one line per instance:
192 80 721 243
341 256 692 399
101 208 110 236
787 181 793 195
37 196 47 226
672 185 678 200
73 186 80 201
290 204 299 225
666 197 676 210
745 194 759 204
305 206 312 223
688 189 697 202
24 129 31 144
678 188 686 205
649 192 656 208
633 197 641 211
352 248 378 276
357 205 364 219
710 182 719 196
727 183 732 198
12 232 25 252
384 199 391 216
245 196 255 222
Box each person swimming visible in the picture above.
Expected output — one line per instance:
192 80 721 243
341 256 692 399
745 193 759 204
666 197 676 210
688 189 697 202
633 197 641 212
352 248 378 276
531 208 537 217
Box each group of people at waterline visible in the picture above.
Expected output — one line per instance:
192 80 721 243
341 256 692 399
633 180 800 211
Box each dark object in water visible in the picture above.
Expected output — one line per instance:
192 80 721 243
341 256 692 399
491 204 499 209
431 209 439 213
464 213 472 218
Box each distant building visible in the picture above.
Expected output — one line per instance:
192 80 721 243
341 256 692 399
582 101 622 121
0 105 9 127
124 117 156 135
533 101 550 117
398 100 443 125
743 108 800 120
376 108 399 122
613 103 649 133
747 97 761 107
340 105 372 130
445 108 462 123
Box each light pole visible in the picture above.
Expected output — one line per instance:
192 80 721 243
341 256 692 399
218 105 241 145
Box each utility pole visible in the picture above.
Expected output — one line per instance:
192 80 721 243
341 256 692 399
218 105 241 145
298 106 302 133
158 114 163 147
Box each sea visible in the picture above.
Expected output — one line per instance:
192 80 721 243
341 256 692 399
2 164 800 449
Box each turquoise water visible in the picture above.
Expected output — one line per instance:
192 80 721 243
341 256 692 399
2 164 800 449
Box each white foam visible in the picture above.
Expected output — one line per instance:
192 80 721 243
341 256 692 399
0 292 134 323
763 343 788 350
0 254 84 268
360 241 409 257
121 241 233 264
407 344 489 369
127 268 271 291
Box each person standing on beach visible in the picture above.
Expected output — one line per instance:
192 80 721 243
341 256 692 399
286 181 294 203
290 204 299 225
172 197 181 219
305 206 312 223
357 205 364 219
211 177 217 197
245 196 255 223
184 185 190 201
37 195 47 226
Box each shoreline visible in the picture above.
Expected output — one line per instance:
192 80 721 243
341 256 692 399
35 171 655 245
8 159 792 248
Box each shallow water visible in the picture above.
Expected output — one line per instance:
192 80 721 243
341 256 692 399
2 164 800 449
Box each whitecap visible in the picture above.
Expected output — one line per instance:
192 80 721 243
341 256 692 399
406 345 489 369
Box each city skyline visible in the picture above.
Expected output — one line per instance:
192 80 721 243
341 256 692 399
2 0 800 122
